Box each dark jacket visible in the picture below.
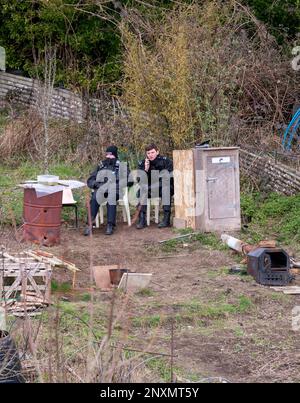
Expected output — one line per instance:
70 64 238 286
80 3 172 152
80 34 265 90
138 155 173 173
138 155 174 194
87 159 133 191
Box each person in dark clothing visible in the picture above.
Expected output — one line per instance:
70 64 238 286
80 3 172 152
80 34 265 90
136 143 174 229
84 145 133 236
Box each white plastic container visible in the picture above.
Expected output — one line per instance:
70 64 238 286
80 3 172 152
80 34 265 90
37 175 59 185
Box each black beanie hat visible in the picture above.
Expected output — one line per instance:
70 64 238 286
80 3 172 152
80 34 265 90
106 145 118 158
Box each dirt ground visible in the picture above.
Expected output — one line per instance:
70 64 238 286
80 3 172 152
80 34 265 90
1 222 300 383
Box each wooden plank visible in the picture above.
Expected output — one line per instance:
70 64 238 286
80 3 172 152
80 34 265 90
4 275 22 300
12 312 42 317
270 286 300 295
258 240 277 248
283 289 300 295
2 272 50 277
3 285 47 291
173 149 196 229
25 251 80 273
27 273 44 298
0 269 3 297
93 265 117 289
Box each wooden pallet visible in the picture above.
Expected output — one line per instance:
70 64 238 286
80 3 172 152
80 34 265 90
0 254 52 305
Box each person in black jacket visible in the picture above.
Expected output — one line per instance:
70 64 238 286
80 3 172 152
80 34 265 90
84 145 133 236
136 143 174 229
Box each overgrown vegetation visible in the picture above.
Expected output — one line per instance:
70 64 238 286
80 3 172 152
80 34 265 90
1 0 300 386
0 0 299 91
241 191 300 248
0 0 123 90
0 2 298 165
121 1 299 153
245 0 300 43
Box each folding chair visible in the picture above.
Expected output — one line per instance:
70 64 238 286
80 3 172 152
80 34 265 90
146 197 160 226
95 188 131 227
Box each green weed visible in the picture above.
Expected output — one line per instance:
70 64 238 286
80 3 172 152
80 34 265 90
240 192 300 249
51 280 72 293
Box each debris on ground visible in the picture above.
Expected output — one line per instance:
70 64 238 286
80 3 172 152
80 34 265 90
0 248 81 316
25 250 80 288
228 265 248 275
221 234 295 286
0 249 52 316
118 273 152 292
221 234 277 255
290 258 300 268
25 250 80 272
92 265 118 290
270 286 300 295
5 292 50 316
159 232 199 244
247 247 294 286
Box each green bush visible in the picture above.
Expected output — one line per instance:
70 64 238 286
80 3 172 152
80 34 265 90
241 191 300 246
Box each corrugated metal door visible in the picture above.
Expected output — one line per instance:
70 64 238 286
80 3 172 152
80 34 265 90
206 155 238 219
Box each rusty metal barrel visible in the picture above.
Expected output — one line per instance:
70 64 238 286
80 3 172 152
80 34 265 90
23 189 63 247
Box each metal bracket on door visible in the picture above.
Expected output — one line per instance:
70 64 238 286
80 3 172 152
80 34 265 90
206 177 217 182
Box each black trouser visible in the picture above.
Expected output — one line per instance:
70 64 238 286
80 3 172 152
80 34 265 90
90 190 119 225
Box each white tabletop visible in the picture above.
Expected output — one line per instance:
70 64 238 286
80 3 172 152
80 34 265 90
19 180 86 198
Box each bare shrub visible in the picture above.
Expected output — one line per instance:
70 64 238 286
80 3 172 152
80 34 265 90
120 0 299 153
0 110 87 163
0 101 133 165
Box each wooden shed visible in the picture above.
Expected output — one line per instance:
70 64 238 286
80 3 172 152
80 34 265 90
173 147 241 232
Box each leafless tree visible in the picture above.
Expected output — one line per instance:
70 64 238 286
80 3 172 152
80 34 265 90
35 45 57 173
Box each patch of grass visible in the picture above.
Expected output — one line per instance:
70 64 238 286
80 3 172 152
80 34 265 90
136 288 155 297
237 295 253 313
177 295 254 319
160 232 226 254
146 357 173 382
173 364 214 383
233 326 246 337
207 267 229 279
240 191 300 250
174 227 195 235
51 280 72 293
132 295 254 330
269 292 291 303
160 239 181 253
239 275 255 283
80 293 92 302
132 314 162 328
0 110 8 132
191 233 227 251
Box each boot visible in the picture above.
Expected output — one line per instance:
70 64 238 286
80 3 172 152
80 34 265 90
105 223 114 235
136 211 147 229
158 211 171 228
83 226 91 236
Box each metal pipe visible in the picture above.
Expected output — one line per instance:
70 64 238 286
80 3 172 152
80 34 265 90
221 234 244 253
